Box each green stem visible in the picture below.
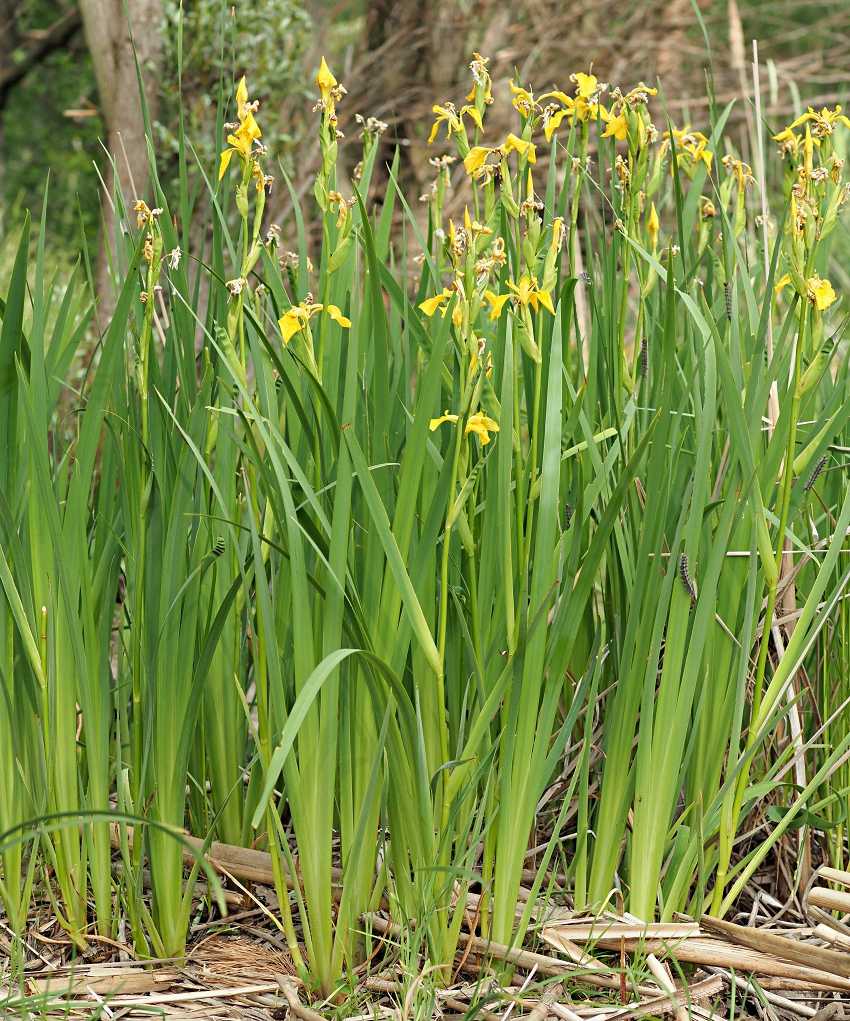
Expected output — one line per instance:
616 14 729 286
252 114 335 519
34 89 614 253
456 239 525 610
569 123 589 278
437 420 464 827
712 303 807 914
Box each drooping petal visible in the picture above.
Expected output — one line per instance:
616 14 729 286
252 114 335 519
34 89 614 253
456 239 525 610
789 110 814 130
326 304 352 328
462 105 484 132
279 307 309 343
484 291 511 319
535 288 556 315
218 147 235 180
539 90 572 105
504 133 537 164
544 108 570 142
773 273 791 293
419 290 452 316
464 146 491 175
430 412 459 431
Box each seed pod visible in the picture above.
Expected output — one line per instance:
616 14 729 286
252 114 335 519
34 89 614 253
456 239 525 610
679 552 696 599
805 454 828 492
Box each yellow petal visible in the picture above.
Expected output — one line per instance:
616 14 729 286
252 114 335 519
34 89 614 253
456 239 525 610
430 412 459 431
789 111 813 129
465 412 499 444
317 57 337 104
464 146 491 175
572 72 597 98
774 273 791 293
574 96 598 123
236 78 250 123
647 201 659 250
539 90 572 105
218 147 235 180
504 133 537 164
484 291 511 319
512 275 535 305
544 108 570 143
463 105 484 132
808 276 836 311
536 288 555 315
601 110 628 141
242 111 262 141
326 304 352 328
279 308 309 343
419 290 451 316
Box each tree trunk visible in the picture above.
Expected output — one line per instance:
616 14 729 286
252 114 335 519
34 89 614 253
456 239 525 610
77 0 163 313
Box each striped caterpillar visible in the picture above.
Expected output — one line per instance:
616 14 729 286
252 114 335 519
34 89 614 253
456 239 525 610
679 552 696 599
724 281 732 321
805 454 828 492
640 338 648 379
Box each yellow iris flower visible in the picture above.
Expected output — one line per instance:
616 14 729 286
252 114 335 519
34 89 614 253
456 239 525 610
600 105 628 141
509 275 555 314
419 288 454 316
775 273 837 311
663 124 713 174
429 410 500 444
463 133 537 174
483 291 511 319
540 74 601 140
789 105 850 137
219 76 262 179
428 103 484 146
484 276 555 318
600 84 658 144
808 276 836 311
466 413 500 443
279 300 351 343
419 286 463 327
510 80 539 116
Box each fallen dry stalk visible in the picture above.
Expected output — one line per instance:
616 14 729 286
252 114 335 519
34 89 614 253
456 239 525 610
700 914 850 978
365 914 658 996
